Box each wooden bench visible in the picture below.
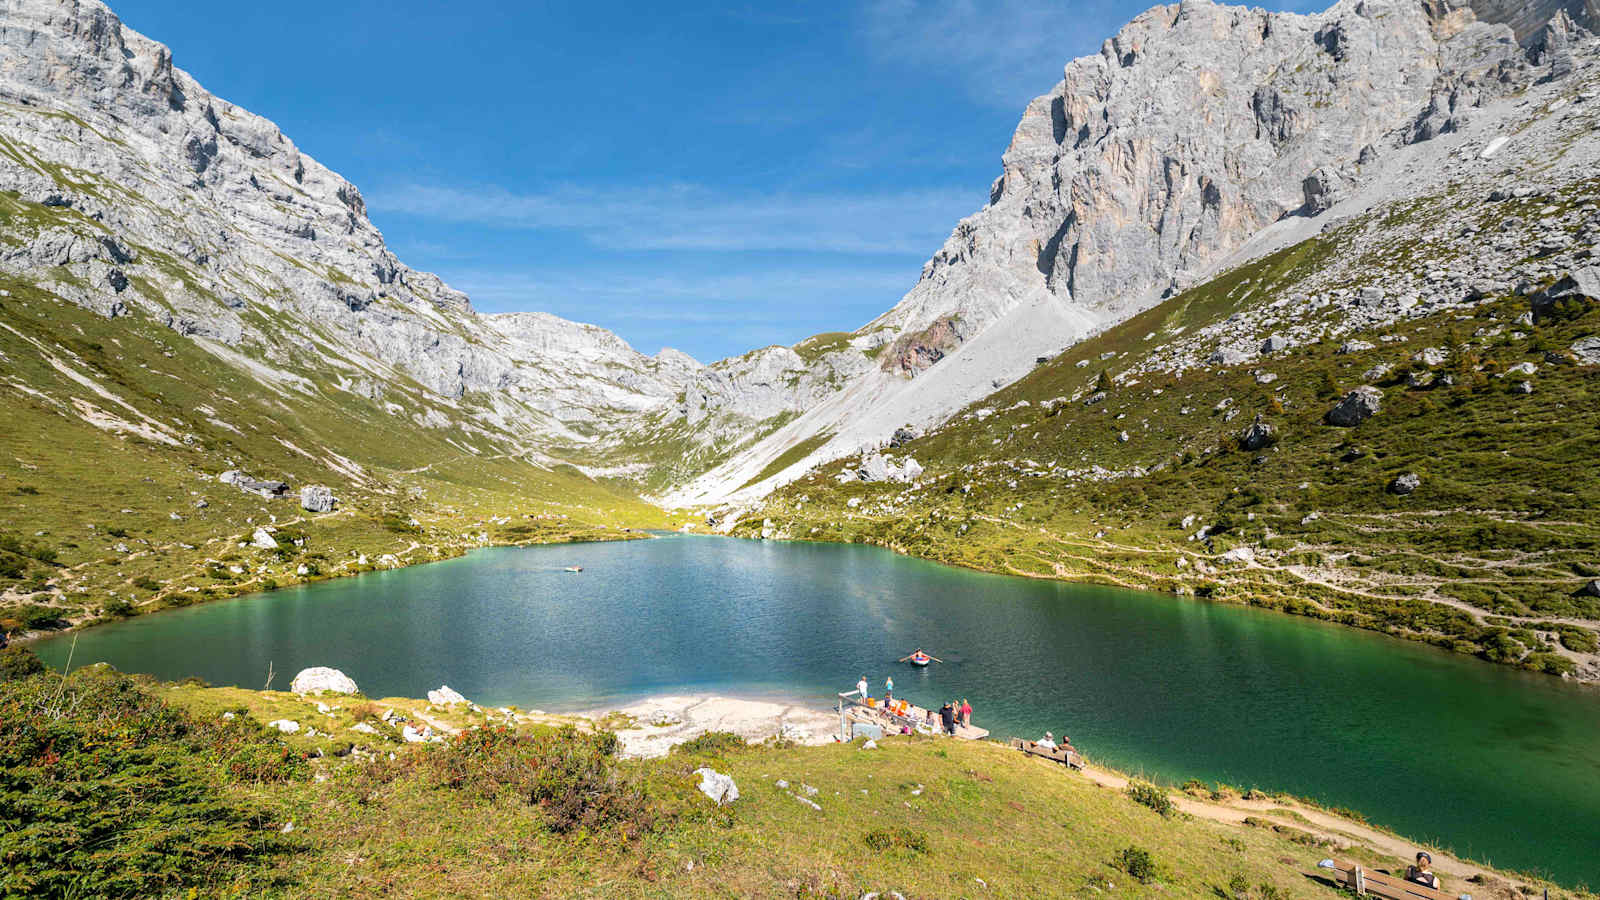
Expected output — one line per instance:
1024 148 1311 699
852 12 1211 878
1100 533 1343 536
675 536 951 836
1317 859 1472 900
1009 737 1085 769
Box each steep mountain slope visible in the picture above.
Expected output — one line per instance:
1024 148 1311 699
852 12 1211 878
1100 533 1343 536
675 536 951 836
668 0 1594 505
736 34 1600 680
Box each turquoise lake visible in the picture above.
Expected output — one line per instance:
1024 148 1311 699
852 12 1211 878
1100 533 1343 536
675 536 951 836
34 534 1600 884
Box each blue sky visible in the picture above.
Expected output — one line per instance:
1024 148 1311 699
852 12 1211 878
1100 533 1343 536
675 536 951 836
110 0 1311 362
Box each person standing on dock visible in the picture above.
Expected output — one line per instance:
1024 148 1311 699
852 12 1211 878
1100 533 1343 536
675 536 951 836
856 675 869 701
884 675 894 703
939 701 956 735
960 698 972 727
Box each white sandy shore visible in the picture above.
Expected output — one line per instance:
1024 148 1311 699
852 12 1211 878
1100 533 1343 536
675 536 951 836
579 694 843 759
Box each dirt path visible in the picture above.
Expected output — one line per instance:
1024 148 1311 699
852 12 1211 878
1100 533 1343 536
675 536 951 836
1071 763 1521 891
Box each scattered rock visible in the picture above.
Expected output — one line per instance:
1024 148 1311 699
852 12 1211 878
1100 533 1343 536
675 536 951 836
858 454 923 483
1209 347 1253 366
1220 547 1255 566
1338 340 1375 354
1362 363 1393 382
1237 416 1277 451
1575 580 1600 598
1389 473 1421 495
219 469 289 498
1325 386 1383 427
290 666 360 696
250 527 278 550
1572 337 1600 366
299 484 336 513
693 768 739 805
427 685 468 706
350 722 379 735
1511 380 1534 394
267 719 301 734
1260 334 1291 353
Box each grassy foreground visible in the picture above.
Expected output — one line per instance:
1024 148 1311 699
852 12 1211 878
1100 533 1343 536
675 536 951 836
0 654 1580 899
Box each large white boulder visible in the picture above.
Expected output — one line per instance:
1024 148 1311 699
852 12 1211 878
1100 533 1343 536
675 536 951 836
290 666 359 696
693 767 739 805
299 484 336 513
427 685 468 706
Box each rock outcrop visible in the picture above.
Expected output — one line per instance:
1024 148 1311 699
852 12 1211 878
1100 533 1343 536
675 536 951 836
299 485 337 514
290 667 359 696
1326 387 1385 426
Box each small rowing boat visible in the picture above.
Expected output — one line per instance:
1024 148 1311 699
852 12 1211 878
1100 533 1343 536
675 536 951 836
564 565 583 573
899 649 942 667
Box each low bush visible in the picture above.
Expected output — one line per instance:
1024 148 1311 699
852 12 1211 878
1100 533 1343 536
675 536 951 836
671 730 747 757
1115 845 1157 883
0 668 300 897
862 826 931 855
421 725 657 837
0 646 44 682
1127 780 1174 817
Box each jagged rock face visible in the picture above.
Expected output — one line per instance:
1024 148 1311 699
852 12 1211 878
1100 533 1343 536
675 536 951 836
0 0 1589 508
0 0 775 460
873 0 1525 374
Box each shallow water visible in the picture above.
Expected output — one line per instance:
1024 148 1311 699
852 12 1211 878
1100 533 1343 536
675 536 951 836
35 535 1600 883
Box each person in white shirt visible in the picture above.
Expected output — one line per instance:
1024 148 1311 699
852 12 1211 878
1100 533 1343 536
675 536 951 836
1037 731 1058 750
856 676 869 700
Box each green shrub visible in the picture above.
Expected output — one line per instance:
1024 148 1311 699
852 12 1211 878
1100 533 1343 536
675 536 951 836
1115 846 1157 883
0 646 45 682
131 575 161 591
671 730 747 757
1556 626 1599 653
1523 652 1576 676
1127 781 1174 816
863 826 931 855
0 668 299 897
422 725 655 837
100 598 136 618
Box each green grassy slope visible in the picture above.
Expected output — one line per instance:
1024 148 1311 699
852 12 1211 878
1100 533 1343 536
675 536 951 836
737 195 1600 678
0 267 666 636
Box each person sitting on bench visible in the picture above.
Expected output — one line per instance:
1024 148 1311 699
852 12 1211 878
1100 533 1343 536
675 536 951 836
1037 731 1058 750
1405 851 1440 889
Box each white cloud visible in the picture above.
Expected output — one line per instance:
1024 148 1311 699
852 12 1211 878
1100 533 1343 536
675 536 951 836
369 181 982 256
447 264 919 359
858 0 1115 107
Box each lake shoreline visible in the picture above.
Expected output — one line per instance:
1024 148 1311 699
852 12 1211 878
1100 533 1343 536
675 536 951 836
719 528 1600 686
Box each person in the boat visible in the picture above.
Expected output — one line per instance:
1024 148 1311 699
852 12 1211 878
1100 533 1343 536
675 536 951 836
1037 731 1058 750
1405 851 1440 889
